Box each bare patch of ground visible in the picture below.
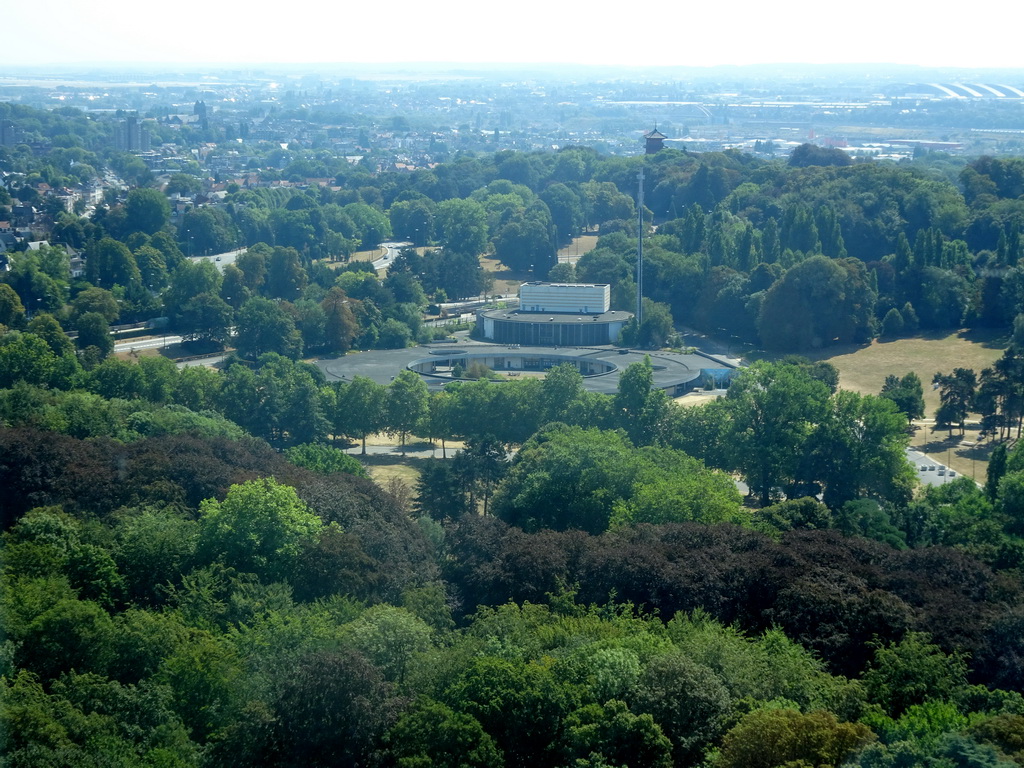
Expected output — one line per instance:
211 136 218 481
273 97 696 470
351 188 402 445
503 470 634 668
674 390 725 407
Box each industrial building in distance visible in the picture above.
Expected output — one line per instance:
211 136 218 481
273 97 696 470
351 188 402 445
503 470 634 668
476 282 633 347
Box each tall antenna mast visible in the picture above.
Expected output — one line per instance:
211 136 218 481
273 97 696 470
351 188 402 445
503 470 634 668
636 167 644 328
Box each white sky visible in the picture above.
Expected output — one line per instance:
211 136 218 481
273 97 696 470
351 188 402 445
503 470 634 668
2 0 1021 69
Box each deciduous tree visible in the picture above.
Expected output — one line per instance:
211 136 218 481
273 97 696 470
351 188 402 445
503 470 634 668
334 375 386 454
197 477 324 583
724 361 830 506
386 370 429 455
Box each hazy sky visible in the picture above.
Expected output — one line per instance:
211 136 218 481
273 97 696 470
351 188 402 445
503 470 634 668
3 0 1021 70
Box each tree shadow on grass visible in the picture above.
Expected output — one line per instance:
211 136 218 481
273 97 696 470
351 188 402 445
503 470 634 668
958 327 1011 350
919 423 1002 465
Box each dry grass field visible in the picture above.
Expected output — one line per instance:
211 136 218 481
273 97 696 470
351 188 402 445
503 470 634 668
805 329 1009 481
678 329 1010 482
804 329 1007 416
360 455 422 491
349 246 386 263
558 235 598 265
349 434 469 506
478 254 525 295
481 233 599 295
674 390 725 407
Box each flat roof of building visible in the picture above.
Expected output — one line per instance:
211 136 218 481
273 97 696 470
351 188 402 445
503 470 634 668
521 281 609 289
479 308 632 325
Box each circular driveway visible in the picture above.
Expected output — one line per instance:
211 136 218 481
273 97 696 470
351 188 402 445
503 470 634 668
316 341 737 395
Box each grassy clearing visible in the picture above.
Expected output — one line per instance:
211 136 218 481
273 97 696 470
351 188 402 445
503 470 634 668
805 328 1008 416
806 328 1009 480
481 234 600 295
695 328 1008 481
349 247 386 263
346 434 466 507
674 390 724 407
479 254 527 295
558 234 598 264
358 455 423 489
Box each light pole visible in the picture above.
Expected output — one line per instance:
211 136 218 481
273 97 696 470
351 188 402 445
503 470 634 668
636 167 644 329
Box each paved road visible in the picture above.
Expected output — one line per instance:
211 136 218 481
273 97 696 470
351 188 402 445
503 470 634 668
371 241 412 273
114 335 183 353
188 247 247 274
114 335 227 370
343 442 446 459
316 341 736 396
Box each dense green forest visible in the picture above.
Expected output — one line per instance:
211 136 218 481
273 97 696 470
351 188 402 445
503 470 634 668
5 416 1024 767
7 102 1024 766
6 352 1024 766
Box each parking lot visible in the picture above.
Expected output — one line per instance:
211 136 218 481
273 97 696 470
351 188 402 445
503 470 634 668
906 448 962 487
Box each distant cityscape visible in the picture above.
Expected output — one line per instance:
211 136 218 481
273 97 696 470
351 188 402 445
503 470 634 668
2 64 1024 178
3 63 1024 260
